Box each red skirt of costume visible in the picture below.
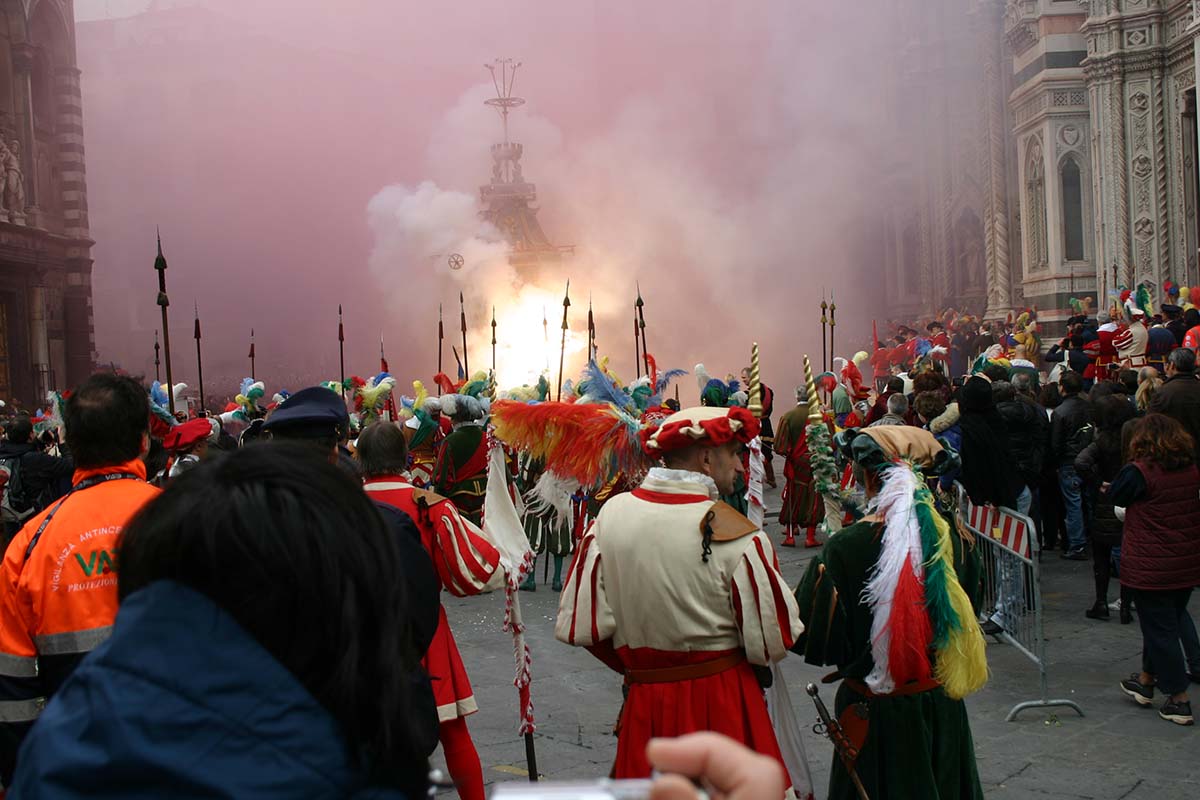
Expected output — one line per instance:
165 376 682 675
613 647 787 780
780 455 823 526
425 604 478 722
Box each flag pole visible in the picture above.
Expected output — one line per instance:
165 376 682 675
820 293 829 374
587 294 596 363
460 292 470 378
338 305 346 397
633 308 642 379
153 230 176 416
491 305 498 379
249 328 256 382
438 304 445 395
557 280 571 402
636 282 649 376
830 290 837 368
193 302 205 412
153 329 161 383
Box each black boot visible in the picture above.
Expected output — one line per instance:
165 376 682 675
1085 601 1110 621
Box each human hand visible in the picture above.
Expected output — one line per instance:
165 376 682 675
647 732 786 800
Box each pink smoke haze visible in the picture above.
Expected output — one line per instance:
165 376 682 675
79 0 898 403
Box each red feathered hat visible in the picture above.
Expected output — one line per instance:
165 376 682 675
163 418 211 452
641 406 760 456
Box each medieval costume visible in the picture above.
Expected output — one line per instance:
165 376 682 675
555 406 803 791
404 398 449 488
517 455 573 592
1113 308 1149 368
793 426 987 800
775 394 826 548
433 392 490 526
363 476 501 800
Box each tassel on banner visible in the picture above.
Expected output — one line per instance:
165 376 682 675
747 436 766 529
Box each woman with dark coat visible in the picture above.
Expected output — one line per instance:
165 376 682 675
10 443 440 797
1074 395 1135 622
1112 414 1200 726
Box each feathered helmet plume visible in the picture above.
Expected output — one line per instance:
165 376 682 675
836 426 987 700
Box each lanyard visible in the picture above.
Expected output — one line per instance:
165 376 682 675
23 472 144 560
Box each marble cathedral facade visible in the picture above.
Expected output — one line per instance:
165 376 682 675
0 0 93 403
883 0 1200 334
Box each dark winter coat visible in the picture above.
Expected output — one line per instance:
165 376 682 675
11 580 417 799
1117 462 1200 591
0 441 73 510
1051 394 1092 466
997 398 1045 486
1074 439 1123 546
1148 373 1200 463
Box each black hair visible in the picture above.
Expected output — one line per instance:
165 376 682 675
911 371 947 396
1039 382 1062 409
1185 308 1200 329
1060 371 1084 396
64 373 149 469
991 381 1015 404
982 363 1009 383
1170 347 1197 373
7 414 32 444
117 443 429 788
143 438 168 484
1118 368 1139 394
886 377 904 394
355 422 409 478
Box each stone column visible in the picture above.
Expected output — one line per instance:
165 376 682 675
55 66 88 240
981 0 1011 319
10 42 36 223
29 279 50 398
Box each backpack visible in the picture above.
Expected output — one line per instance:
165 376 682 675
0 454 35 524
1067 423 1095 456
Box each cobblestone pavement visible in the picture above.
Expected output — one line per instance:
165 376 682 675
439 483 1199 799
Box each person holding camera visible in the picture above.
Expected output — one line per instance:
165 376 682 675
0 415 73 542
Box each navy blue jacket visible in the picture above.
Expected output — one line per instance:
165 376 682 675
11 581 411 799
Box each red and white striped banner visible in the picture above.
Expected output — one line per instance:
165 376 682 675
962 497 1032 560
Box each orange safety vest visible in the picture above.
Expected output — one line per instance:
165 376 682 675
0 460 159 731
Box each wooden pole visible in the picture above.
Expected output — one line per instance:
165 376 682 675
153 231 176 416
248 328 256 381
193 303 205 412
460 292 470 378
153 329 160 383
438 304 444 394
338 306 345 395
557 280 571 402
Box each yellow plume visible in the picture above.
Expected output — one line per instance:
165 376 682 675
929 509 989 699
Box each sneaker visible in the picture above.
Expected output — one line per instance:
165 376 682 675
1060 548 1089 561
1120 674 1154 707
1158 699 1194 726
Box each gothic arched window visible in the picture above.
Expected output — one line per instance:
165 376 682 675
1061 157 1085 261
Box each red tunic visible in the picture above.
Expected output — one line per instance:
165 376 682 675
556 469 801 784
363 477 501 721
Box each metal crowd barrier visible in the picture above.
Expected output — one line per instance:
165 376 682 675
956 484 1084 722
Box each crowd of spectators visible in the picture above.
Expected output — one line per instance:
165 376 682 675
865 341 1200 726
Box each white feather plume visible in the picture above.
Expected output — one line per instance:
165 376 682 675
524 470 579 525
861 461 924 695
